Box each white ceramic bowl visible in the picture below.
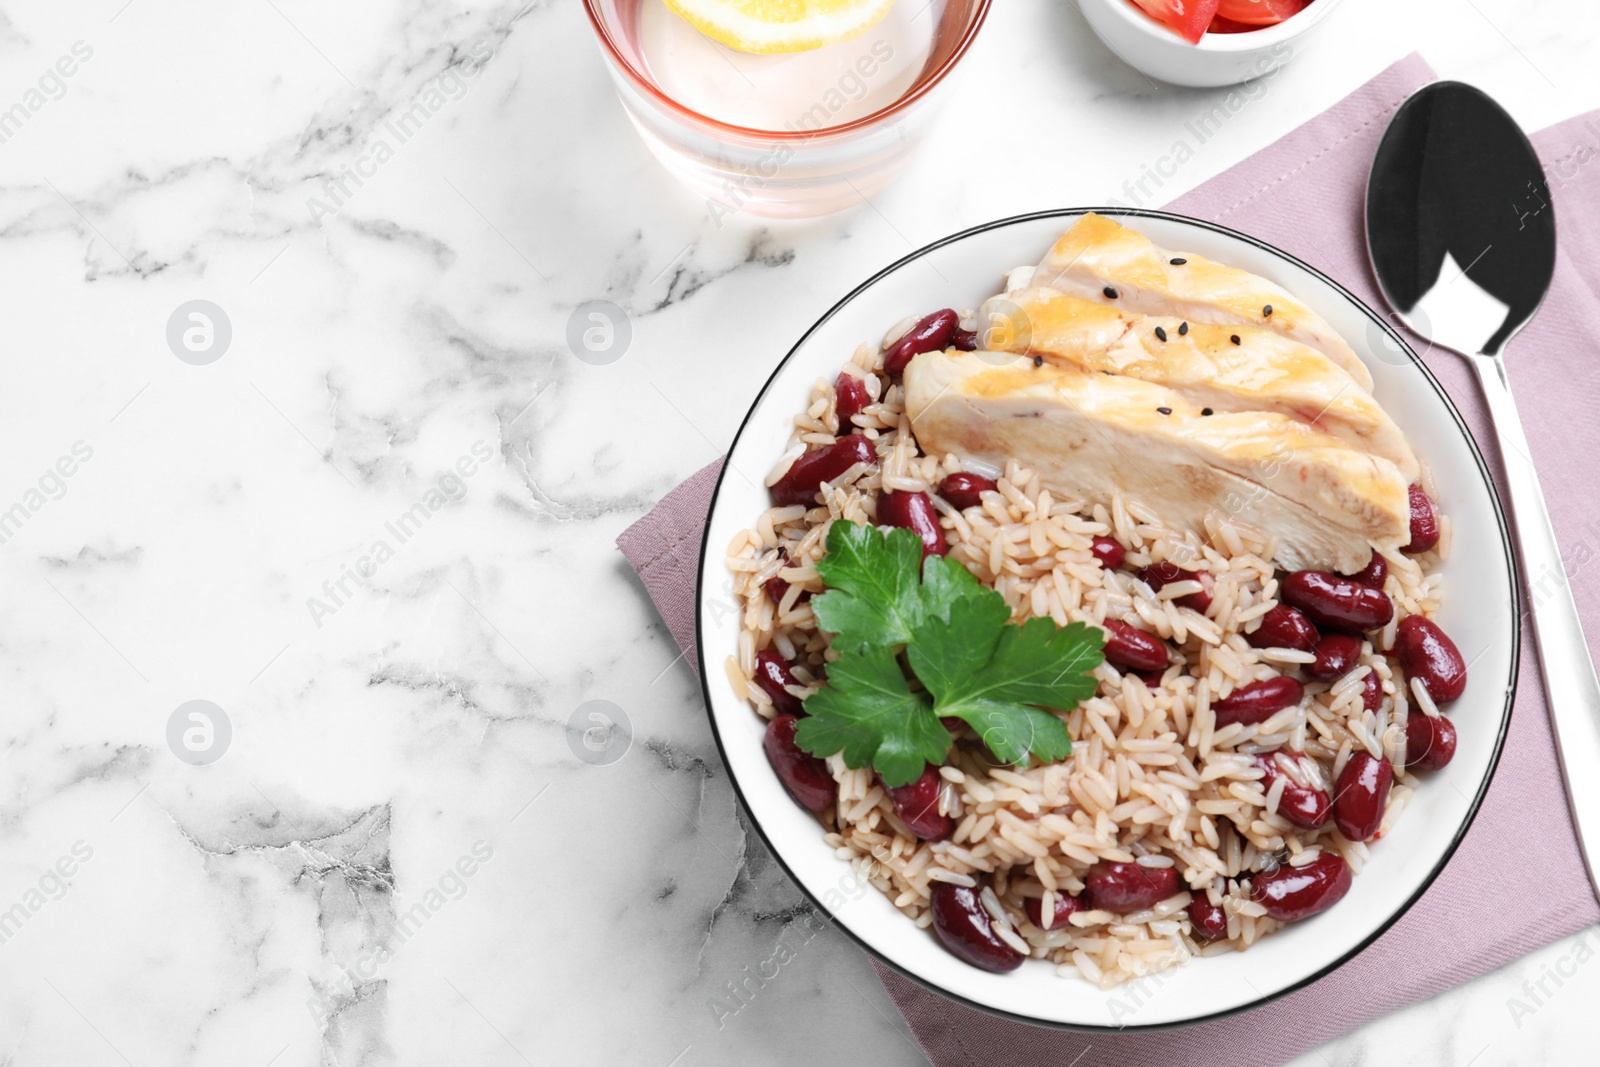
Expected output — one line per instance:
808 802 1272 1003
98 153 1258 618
1076 0 1347 88
695 209 1517 1029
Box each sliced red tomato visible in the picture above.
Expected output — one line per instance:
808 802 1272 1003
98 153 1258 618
1127 0 1224 44
1205 14 1259 32
1213 0 1312 26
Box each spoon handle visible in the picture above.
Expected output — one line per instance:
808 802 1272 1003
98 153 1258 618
1473 354 1600 901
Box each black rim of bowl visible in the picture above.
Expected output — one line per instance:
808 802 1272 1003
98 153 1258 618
691 207 1520 1033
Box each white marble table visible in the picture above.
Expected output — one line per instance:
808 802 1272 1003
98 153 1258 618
0 1 1596 1064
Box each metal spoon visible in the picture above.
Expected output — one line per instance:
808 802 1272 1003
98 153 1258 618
1366 81 1600 901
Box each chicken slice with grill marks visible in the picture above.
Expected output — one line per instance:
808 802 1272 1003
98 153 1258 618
903 351 1411 573
1029 213 1374 392
977 286 1419 482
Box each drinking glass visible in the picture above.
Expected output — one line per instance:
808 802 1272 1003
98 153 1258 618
582 0 992 219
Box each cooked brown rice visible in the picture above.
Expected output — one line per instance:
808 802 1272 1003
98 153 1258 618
725 322 1448 988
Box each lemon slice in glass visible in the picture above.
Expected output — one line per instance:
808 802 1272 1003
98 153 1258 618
664 0 896 55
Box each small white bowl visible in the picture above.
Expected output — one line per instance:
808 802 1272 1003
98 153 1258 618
696 209 1517 1029
1076 0 1346 87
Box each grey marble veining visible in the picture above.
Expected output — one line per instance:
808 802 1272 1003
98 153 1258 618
0 1 1596 1065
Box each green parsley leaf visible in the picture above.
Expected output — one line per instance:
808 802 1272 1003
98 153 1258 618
798 517 1106 783
911 607 1103 766
918 552 992 622
812 523 926 652
902 579 1011 686
794 645 950 788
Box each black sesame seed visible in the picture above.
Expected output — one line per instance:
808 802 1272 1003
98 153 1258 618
1103 286 1119 299
1101 369 1114 376
1263 304 1273 317
1032 355 1043 368
1170 257 1186 265
1154 326 1167 342
1157 407 1172 416
1230 334 1241 345
1202 407 1214 416
1178 322 1188 336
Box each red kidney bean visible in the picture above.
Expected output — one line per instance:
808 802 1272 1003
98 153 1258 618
1188 895 1230 940
1134 668 1167 689
753 650 806 716
1101 618 1169 673
833 372 871 423
764 552 795 606
1255 754 1331 830
1405 712 1458 771
1403 484 1440 554
951 328 979 351
929 883 1025 973
938 471 996 511
770 435 878 506
1282 570 1395 632
1394 615 1467 703
884 309 960 376
1346 552 1389 589
880 490 947 559
1084 861 1181 913
1333 750 1392 841
1090 536 1125 571
1306 633 1364 681
885 766 953 841
1361 669 1383 714
764 714 836 813
1140 561 1214 613
1246 604 1320 653
1212 676 1304 727
1025 891 1083 932
1250 853 1353 922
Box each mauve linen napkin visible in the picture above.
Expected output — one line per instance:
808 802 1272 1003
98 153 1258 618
617 53 1600 1066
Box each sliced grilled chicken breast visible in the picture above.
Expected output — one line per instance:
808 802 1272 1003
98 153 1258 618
978 287 1419 481
904 352 1411 572
1030 213 1374 392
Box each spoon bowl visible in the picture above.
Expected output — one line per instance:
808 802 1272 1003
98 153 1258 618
1366 81 1556 358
